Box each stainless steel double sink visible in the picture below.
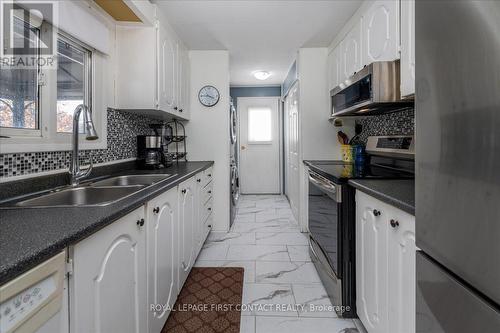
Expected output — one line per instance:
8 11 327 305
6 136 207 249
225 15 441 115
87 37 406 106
12 174 176 208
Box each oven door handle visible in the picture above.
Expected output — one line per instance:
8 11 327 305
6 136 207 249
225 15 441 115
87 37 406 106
308 171 342 202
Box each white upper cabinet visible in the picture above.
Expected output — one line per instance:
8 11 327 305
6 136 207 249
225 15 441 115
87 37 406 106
342 18 363 78
70 207 147 333
115 11 190 120
157 23 177 113
400 0 415 97
362 0 400 64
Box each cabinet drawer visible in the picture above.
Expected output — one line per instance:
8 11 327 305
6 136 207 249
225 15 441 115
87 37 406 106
203 167 213 187
202 198 213 223
203 181 213 204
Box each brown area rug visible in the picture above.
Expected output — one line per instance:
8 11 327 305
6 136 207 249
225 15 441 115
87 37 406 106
162 267 244 333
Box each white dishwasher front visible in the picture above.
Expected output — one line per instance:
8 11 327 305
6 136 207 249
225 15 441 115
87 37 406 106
0 251 67 333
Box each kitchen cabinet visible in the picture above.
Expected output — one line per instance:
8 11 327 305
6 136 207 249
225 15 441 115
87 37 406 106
400 0 415 97
342 18 363 79
116 17 190 120
362 0 400 65
146 187 179 333
178 176 197 288
355 190 415 333
69 170 212 333
70 207 147 333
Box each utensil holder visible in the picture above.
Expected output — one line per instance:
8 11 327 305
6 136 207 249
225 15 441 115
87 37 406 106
341 145 353 162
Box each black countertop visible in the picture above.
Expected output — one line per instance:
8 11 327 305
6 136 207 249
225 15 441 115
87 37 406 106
0 161 213 285
348 179 415 215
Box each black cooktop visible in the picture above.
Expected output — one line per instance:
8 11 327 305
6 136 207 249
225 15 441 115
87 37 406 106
304 160 415 184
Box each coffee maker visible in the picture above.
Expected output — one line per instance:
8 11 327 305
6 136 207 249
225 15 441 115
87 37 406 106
137 135 164 169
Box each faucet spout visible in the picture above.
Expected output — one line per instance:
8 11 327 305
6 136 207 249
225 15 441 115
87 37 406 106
69 104 99 186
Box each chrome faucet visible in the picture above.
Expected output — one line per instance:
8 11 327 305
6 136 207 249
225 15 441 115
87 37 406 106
69 104 99 186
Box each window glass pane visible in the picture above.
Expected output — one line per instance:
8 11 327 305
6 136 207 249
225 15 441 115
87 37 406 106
248 107 272 142
0 19 39 130
57 38 89 133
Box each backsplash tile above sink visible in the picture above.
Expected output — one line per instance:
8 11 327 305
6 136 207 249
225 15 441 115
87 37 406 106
0 109 160 179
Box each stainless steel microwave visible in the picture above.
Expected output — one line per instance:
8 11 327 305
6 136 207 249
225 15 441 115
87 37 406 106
330 60 413 118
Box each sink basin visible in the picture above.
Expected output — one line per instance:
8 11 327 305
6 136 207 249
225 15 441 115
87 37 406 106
90 174 175 187
15 186 144 208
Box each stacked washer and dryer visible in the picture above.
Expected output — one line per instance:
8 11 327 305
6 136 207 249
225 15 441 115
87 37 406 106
229 100 240 227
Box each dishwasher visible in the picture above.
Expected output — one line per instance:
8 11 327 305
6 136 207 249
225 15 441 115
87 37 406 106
0 251 68 333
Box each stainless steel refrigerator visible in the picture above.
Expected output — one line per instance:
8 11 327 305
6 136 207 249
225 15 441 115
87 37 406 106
416 1 500 331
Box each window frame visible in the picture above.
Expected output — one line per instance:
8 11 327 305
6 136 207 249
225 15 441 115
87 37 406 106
0 20 106 154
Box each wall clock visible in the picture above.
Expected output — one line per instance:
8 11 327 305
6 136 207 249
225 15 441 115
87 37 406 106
198 85 220 107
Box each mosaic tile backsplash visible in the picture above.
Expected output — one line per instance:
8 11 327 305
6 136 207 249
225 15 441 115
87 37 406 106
0 109 160 179
355 108 415 143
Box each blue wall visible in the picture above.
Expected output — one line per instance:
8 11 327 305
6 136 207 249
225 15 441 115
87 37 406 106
230 86 282 110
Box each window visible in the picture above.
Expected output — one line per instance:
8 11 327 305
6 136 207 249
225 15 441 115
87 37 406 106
0 17 40 131
248 107 272 142
56 36 92 133
0 22 94 138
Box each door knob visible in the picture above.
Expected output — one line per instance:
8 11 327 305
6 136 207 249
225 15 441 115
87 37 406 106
241 145 246 150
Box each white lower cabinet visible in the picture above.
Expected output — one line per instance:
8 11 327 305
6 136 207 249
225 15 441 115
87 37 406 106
69 171 212 333
70 207 148 333
178 176 197 289
355 190 415 333
146 187 179 333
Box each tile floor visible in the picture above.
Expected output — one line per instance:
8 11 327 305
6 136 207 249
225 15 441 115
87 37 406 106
194 194 359 333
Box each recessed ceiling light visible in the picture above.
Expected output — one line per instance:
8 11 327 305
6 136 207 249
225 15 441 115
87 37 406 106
253 71 271 80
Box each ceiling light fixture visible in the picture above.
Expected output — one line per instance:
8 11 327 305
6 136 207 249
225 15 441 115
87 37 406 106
253 71 271 80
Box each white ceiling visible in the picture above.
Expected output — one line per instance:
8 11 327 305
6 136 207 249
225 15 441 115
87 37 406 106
155 0 362 86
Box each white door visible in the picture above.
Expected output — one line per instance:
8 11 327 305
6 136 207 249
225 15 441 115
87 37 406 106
157 22 176 112
238 97 281 194
178 177 196 288
285 83 300 219
400 0 415 97
70 207 147 333
356 191 389 333
363 0 400 65
387 208 416 333
147 188 178 333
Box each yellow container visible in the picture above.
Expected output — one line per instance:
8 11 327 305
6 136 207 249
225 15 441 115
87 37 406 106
341 145 353 163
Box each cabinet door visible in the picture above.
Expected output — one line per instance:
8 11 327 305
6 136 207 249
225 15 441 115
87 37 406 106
178 177 196 288
157 22 176 112
194 172 204 254
400 0 415 97
177 45 190 119
147 188 178 333
387 208 416 333
342 18 363 78
356 191 389 333
363 0 399 65
70 207 147 333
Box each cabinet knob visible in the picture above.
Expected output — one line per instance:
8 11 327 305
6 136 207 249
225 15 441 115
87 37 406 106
182 189 187 194
153 207 160 214
208 174 212 177
136 218 145 227
179 109 183 112
174 106 178 110
208 190 212 194
208 224 212 228
390 219 400 228
197 178 201 182
373 209 381 217
208 207 212 211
